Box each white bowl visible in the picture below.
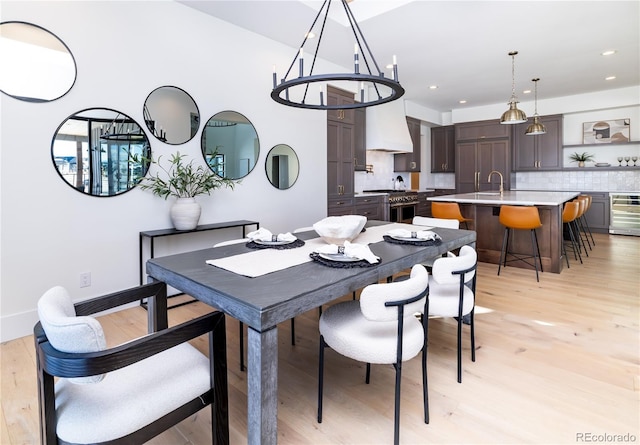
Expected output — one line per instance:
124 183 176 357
313 215 367 245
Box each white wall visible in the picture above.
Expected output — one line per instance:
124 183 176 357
0 1 336 341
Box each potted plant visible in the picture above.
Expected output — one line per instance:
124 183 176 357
569 152 595 168
138 151 238 230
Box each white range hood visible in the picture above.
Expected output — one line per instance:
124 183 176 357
365 98 413 153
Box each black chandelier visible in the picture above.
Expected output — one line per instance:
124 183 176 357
271 0 404 110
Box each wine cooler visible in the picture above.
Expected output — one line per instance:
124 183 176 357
609 193 640 236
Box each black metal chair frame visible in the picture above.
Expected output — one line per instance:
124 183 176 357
34 282 229 445
317 287 429 445
498 226 543 282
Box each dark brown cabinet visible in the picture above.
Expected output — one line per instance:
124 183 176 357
354 107 367 171
582 192 610 233
513 114 563 171
327 86 356 216
431 125 455 172
355 195 385 220
455 120 510 141
394 117 421 172
456 140 510 193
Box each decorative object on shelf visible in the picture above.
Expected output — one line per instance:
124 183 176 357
569 152 595 167
582 119 630 144
633 156 638 166
500 51 527 124
525 78 546 135
618 156 624 166
624 156 631 166
138 151 238 230
270 0 403 110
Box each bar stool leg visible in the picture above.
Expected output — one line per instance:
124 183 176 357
498 227 510 276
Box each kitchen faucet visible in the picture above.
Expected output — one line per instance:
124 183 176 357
487 170 504 195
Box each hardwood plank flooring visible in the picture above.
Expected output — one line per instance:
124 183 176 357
2 233 638 444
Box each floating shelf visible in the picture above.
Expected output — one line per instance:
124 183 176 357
563 141 639 149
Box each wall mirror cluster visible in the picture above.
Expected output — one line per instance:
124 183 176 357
143 86 199 145
202 111 259 180
51 108 151 196
266 144 299 189
0 21 76 102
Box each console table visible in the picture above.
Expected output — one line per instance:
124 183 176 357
139 220 259 308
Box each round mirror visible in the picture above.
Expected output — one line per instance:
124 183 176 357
143 85 199 145
202 111 259 180
265 144 299 189
52 108 151 196
0 21 76 102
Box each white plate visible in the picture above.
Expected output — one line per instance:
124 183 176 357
253 239 295 246
390 235 431 242
594 163 611 167
319 253 362 262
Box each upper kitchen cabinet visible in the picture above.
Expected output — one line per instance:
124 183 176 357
394 117 421 172
354 107 367 171
431 125 455 172
513 114 563 171
327 86 355 124
327 86 356 216
456 119 510 141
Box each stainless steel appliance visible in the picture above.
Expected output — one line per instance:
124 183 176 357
362 190 419 223
610 193 640 236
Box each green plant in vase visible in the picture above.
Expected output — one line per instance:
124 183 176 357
569 152 595 168
138 151 238 230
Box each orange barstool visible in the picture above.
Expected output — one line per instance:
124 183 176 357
577 195 595 247
431 202 473 229
498 205 543 281
573 198 591 256
562 201 583 267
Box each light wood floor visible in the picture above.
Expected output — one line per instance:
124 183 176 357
2 233 639 444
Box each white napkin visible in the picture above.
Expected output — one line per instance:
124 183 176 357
247 228 297 243
386 229 441 241
315 240 380 264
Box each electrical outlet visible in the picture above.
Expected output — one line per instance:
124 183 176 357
80 272 91 288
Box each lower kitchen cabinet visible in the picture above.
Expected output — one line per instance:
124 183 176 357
582 192 609 233
328 196 355 216
355 195 385 220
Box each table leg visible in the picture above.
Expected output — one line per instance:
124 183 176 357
247 325 278 445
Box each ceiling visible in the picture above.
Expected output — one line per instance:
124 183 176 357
177 0 640 114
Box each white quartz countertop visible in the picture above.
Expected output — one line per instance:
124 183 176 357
428 191 581 206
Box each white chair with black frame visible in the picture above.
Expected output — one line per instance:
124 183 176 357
34 282 229 445
317 264 430 445
426 245 478 383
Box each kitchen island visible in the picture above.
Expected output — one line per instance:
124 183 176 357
429 191 580 273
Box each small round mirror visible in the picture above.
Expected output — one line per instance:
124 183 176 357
202 111 259 180
52 108 151 196
143 86 199 145
265 144 299 189
0 21 77 102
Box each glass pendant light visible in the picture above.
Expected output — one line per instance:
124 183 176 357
525 78 546 135
500 51 527 124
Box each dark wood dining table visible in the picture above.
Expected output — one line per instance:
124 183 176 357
145 220 476 445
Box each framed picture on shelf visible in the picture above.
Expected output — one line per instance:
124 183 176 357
582 118 630 144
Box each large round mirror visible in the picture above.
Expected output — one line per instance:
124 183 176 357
265 144 299 189
52 108 151 196
0 21 76 102
143 85 199 145
202 111 259 180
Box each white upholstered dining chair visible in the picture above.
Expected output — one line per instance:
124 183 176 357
317 264 430 445
34 282 228 445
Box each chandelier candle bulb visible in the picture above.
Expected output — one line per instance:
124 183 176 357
320 91 324 106
354 43 359 73
272 66 277 89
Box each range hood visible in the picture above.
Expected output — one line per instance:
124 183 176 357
365 98 413 153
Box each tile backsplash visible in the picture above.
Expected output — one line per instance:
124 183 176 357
514 170 640 192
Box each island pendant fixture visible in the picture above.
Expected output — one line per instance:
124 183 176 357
271 0 404 110
525 78 546 135
500 51 527 124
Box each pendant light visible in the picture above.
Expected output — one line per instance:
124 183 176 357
500 51 527 124
525 78 546 135
271 0 404 110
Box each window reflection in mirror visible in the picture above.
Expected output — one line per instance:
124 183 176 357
202 111 259 180
51 108 151 196
266 144 299 189
143 86 199 145
0 21 76 102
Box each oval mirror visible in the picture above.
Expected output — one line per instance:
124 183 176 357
143 85 199 145
266 144 299 189
202 111 259 180
51 108 151 196
0 21 77 102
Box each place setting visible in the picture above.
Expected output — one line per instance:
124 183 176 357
310 241 380 268
383 228 442 246
245 228 305 249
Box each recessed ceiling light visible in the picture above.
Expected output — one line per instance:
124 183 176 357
429 85 438 90
601 50 616 56
605 76 616 80
459 100 467 104
523 89 532 94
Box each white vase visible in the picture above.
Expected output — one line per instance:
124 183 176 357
170 197 201 230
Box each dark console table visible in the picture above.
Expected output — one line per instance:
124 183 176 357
139 220 259 308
